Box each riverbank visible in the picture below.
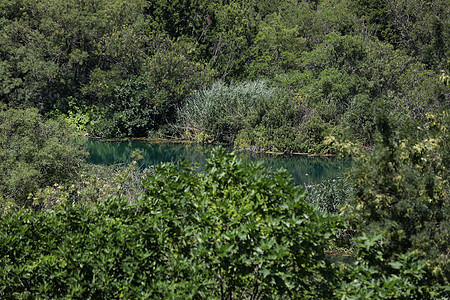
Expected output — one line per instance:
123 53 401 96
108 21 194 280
85 136 337 157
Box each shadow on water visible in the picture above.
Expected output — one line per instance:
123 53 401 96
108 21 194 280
85 140 351 186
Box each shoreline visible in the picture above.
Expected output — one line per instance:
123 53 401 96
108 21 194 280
83 136 337 157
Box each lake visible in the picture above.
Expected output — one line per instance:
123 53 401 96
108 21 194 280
85 139 351 186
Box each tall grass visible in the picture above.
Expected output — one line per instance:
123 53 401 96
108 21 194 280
178 80 276 143
305 177 353 214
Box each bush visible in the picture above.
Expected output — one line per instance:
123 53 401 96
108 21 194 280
335 234 447 299
234 124 302 153
345 112 450 284
31 161 151 209
141 147 343 298
342 94 377 146
0 107 87 209
0 147 343 298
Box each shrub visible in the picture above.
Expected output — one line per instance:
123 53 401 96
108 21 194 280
297 114 329 153
335 234 447 299
234 124 301 153
31 161 152 209
84 38 215 138
345 112 450 284
0 107 87 209
140 147 343 298
0 147 343 298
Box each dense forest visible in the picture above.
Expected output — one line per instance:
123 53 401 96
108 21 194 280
1 0 448 152
0 0 449 298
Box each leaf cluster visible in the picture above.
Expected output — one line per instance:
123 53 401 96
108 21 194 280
345 112 450 284
0 147 343 299
0 107 87 209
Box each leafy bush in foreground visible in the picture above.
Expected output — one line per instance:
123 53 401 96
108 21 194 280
142 147 342 298
345 112 450 285
0 147 341 299
336 234 447 299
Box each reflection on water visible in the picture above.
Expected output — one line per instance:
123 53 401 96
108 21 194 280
85 140 351 186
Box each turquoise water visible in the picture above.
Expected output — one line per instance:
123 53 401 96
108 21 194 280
85 140 350 186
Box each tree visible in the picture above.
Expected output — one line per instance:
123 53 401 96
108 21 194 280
247 13 306 79
345 111 449 284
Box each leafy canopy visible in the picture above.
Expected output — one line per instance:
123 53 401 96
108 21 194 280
0 147 342 299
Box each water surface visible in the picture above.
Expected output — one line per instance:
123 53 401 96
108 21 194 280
86 140 350 186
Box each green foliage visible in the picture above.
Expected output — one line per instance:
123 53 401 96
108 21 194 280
179 80 306 152
85 38 214 138
88 77 155 137
31 162 150 210
271 33 374 152
0 107 87 209
142 147 343 298
145 0 213 39
1 0 449 296
141 38 215 127
361 39 438 119
274 31 444 153
247 12 306 79
48 97 98 133
297 33 370 121
305 177 352 215
234 90 304 152
0 0 448 151
203 1 259 79
345 112 450 284
179 80 275 143
0 0 149 111
302 33 367 74
0 197 162 298
0 147 342 298
335 234 447 299
351 0 396 43
29 145 151 210
342 94 377 145
235 124 301 153
297 114 330 154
